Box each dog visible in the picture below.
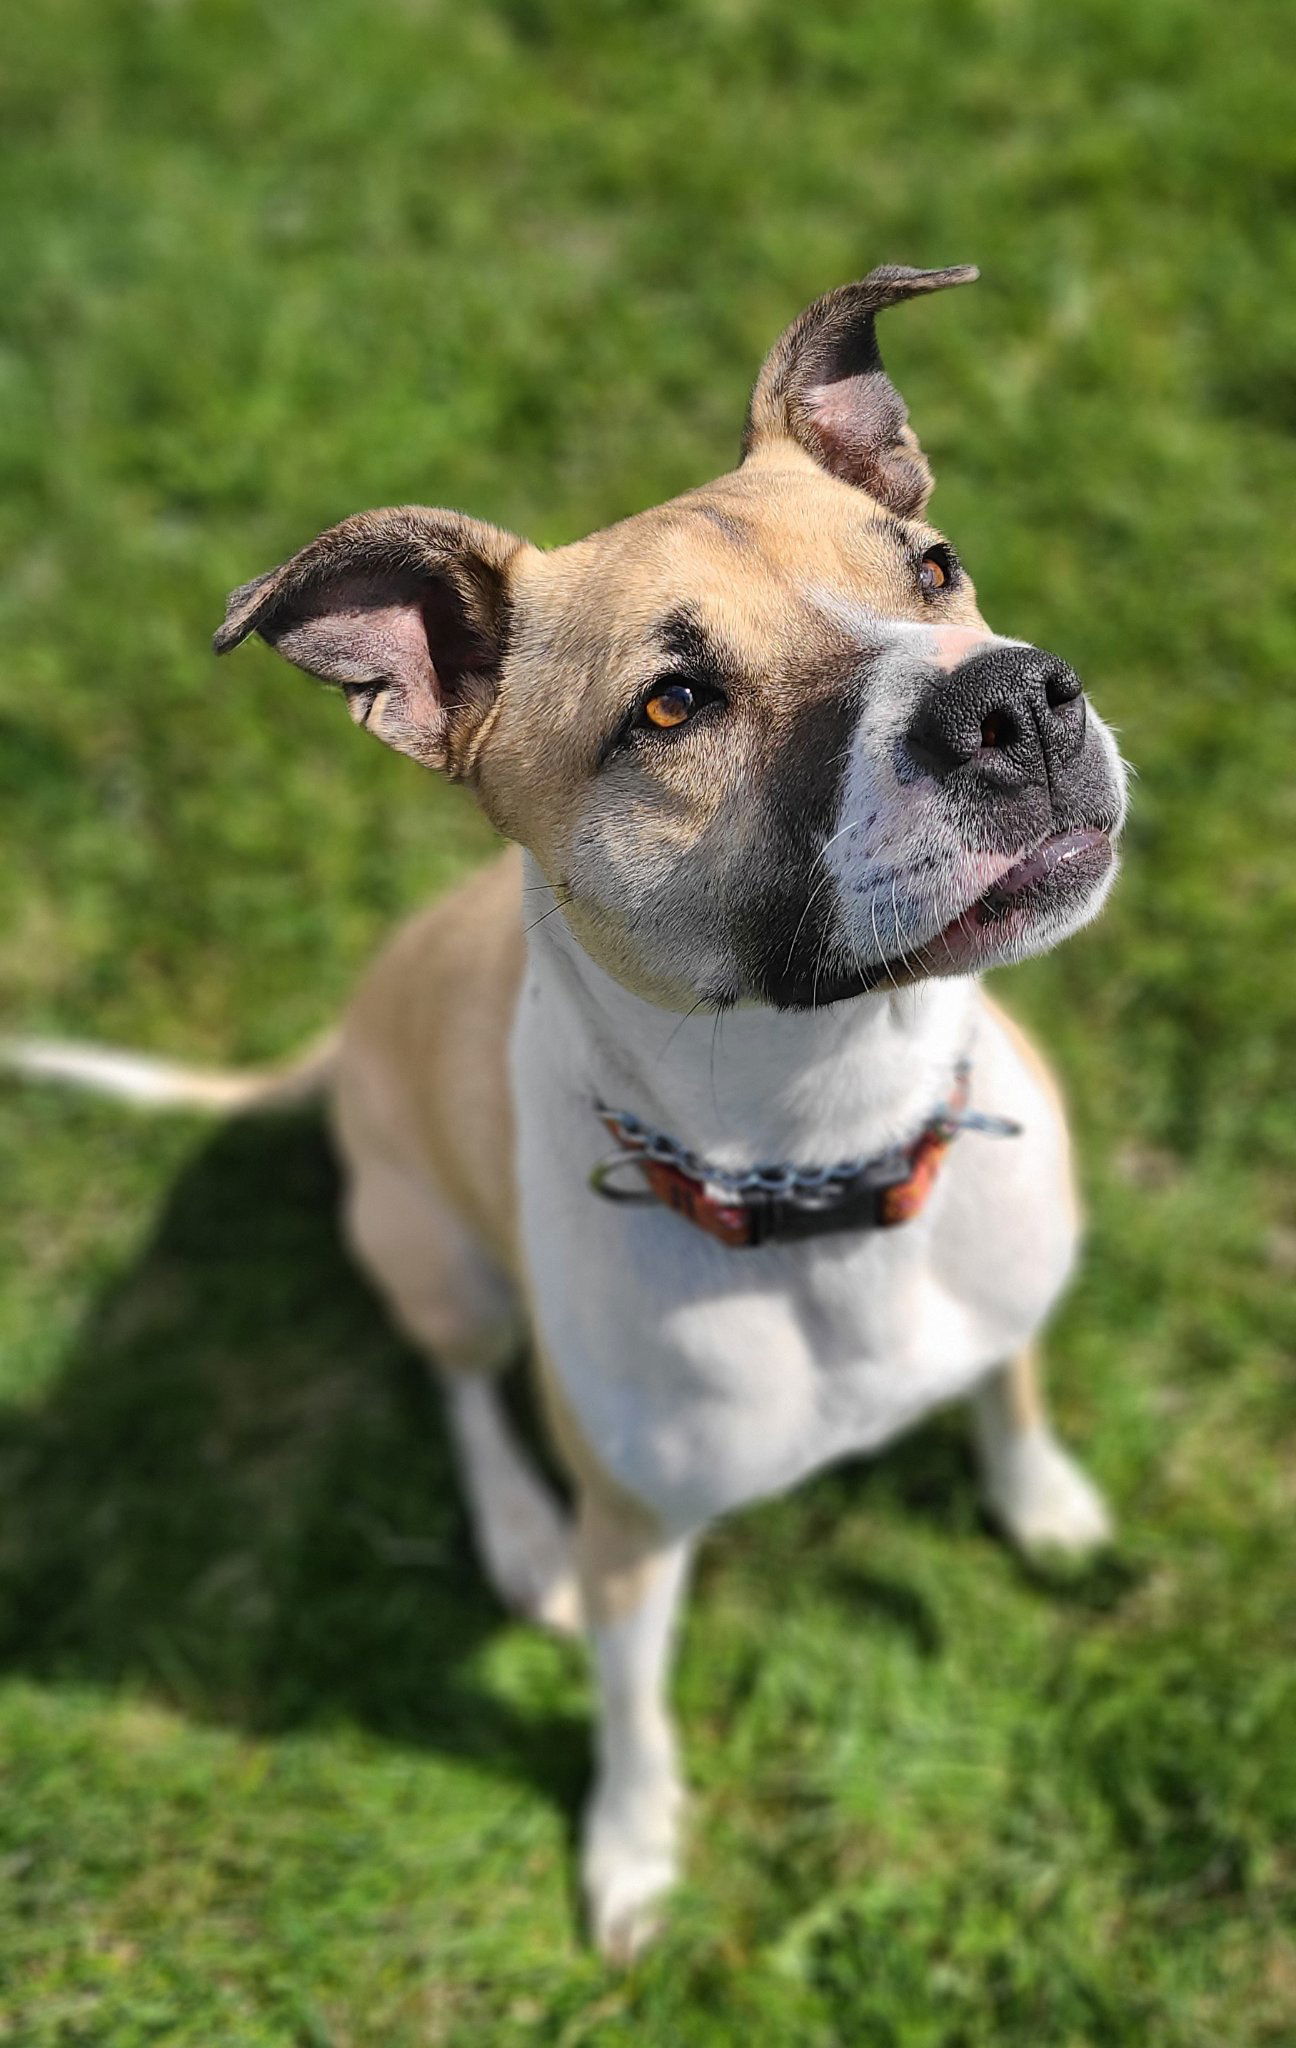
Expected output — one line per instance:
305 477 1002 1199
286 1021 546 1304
8 265 1127 1960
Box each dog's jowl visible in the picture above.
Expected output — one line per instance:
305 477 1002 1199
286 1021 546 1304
176 266 1128 1957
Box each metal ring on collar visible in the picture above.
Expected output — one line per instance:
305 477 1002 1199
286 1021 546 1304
588 1153 660 1202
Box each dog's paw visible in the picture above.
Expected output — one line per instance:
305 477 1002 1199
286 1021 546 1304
583 1785 682 1964
982 1426 1114 1560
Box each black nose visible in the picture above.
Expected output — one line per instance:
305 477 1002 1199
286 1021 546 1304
905 644 1086 790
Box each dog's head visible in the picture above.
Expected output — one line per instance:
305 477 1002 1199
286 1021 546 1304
216 266 1126 1010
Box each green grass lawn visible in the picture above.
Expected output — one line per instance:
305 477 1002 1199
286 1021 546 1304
2 0 1294 2040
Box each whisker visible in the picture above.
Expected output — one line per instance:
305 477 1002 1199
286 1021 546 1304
782 816 865 974
888 877 928 1022
810 917 831 1012
658 992 712 1062
709 1006 727 1128
522 899 572 936
868 894 900 993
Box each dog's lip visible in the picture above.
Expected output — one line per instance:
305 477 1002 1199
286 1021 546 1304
849 828 1112 992
964 827 1111 920
925 827 1113 959
784 826 1115 1005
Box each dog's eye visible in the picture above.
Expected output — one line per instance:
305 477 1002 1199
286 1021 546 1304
641 682 699 729
918 545 958 597
617 676 726 756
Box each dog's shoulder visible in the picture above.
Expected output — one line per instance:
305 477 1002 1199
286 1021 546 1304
336 845 525 1256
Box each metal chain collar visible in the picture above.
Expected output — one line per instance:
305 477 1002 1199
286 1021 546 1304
592 1060 1022 1208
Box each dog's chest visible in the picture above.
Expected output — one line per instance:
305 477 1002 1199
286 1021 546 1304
522 1164 994 1530
509 952 1067 1532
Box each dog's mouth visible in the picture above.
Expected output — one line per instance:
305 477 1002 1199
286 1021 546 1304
914 827 1114 976
758 825 1116 1009
846 827 1114 995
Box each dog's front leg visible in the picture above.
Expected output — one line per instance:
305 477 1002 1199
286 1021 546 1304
972 1344 1113 1560
575 1491 693 1963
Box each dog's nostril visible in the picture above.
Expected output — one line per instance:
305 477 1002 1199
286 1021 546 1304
1045 665 1083 710
979 706 1020 751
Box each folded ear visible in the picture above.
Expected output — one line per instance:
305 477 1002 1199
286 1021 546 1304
742 264 978 519
213 507 530 772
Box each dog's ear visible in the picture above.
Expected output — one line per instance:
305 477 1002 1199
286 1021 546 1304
742 264 978 519
213 507 530 772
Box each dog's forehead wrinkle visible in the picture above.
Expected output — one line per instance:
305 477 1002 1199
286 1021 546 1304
655 604 739 678
674 496 757 549
522 470 933 682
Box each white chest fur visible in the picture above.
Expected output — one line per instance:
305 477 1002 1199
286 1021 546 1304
511 863 1077 1535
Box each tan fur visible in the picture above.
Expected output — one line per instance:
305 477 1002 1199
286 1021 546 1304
488 454 985 861
332 846 525 1274
471 458 987 1009
197 266 1122 1954
12 270 1125 1960
1000 1342 1047 1435
574 1490 670 1631
273 448 1006 1513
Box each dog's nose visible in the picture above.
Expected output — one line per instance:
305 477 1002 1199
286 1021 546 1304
904 643 1086 789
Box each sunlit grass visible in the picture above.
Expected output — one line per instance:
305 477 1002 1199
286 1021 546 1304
1 0 1293 2040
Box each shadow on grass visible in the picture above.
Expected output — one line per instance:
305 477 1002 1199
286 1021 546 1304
0 1110 588 1816
0 1110 1122 1816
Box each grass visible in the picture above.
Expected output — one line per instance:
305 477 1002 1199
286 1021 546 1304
1 0 1294 2039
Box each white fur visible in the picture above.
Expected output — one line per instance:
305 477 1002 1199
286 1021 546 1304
973 1384 1114 1555
512 845 1114 1953
441 1375 583 1634
582 1537 692 1961
0 1036 259 1108
512 852 1080 1537
509 841 1118 1954
0 1034 334 1111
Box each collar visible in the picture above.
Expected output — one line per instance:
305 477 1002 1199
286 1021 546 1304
589 1059 1021 1249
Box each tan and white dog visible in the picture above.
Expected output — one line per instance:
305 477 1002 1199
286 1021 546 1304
10 266 1127 1959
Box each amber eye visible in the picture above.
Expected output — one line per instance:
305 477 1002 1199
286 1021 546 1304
918 546 957 597
642 682 696 729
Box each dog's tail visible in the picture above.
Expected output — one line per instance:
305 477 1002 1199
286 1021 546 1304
0 1029 338 1114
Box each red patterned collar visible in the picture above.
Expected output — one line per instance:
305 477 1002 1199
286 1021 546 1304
589 1060 1021 1249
